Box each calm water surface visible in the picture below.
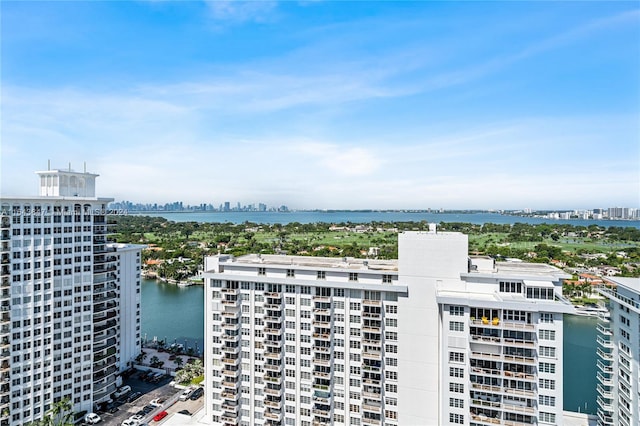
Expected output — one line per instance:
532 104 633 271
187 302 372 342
141 279 204 353
136 211 640 228
141 278 599 412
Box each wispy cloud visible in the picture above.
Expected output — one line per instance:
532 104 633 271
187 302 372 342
204 0 278 24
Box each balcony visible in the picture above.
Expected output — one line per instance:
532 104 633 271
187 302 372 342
596 371 612 386
222 308 240 317
264 363 283 373
222 379 238 388
596 384 612 398
595 362 612 378
221 413 239 424
265 351 282 359
221 401 239 412
221 390 237 399
503 387 535 398
596 395 613 412
313 332 330 340
362 348 382 359
501 400 535 414
265 386 282 396
597 410 614 426
362 401 382 412
222 321 240 330
502 354 535 365
264 399 281 408
596 335 613 349
596 322 611 335
471 414 501 425
313 390 331 402
222 357 240 366
264 410 283 421
596 348 613 361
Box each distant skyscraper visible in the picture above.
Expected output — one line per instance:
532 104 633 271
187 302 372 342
202 229 571 425
0 168 142 425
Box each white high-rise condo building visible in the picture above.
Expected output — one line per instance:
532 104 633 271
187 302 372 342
202 229 573 426
596 277 640 426
0 168 143 425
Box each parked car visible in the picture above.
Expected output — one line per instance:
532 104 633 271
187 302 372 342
84 413 101 424
129 414 144 422
178 387 193 401
149 398 164 407
113 385 132 399
177 410 191 416
189 387 204 400
153 411 168 422
141 405 155 415
126 392 143 403
120 420 139 426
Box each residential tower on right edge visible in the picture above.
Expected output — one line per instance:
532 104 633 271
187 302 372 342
596 277 640 426
202 229 575 426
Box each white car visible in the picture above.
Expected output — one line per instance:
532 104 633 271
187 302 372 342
121 420 139 426
178 387 193 401
84 412 101 424
128 414 144 422
149 397 164 407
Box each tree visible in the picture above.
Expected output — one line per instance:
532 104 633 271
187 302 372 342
28 397 74 426
174 356 184 368
149 355 160 367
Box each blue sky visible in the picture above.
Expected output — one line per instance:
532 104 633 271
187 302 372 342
2 1 639 209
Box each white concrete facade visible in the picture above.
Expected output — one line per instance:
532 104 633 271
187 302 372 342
202 230 573 426
0 169 142 426
596 277 640 426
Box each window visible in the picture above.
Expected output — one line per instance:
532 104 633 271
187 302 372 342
539 330 555 341
539 395 556 407
382 274 392 284
539 346 556 358
258 267 266 276
449 383 464 393
500 281 522 293
449 352 464 363
449 306 464 316
449 321 464 332
526 287 554 300
386 305 398 314
540 313 553 323
539 362 555 374
286 269 295 278
317 271 326 280
349 273 358 282
449 398 464 408
449 367 464 378
449 414 464 424
539 378 555 390
539 412 556 424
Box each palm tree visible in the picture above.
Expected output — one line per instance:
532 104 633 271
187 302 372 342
28 397 74 426
174 356 184 368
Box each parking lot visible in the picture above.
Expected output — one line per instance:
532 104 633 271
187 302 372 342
97 370 204 426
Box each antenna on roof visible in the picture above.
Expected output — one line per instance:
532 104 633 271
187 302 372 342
84 162 87 173
68 162 71 172
47 159 51 171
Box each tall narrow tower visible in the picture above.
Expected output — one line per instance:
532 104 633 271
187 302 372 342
0 167 142 425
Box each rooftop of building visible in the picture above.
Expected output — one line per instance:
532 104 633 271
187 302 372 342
230 253 399 271
605 276 640 293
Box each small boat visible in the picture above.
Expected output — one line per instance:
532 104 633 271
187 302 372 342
574 304 610 318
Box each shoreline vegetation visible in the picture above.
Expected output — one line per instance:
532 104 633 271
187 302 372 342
110 216 640 287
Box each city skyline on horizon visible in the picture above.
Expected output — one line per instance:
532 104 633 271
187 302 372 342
2 2 639 209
